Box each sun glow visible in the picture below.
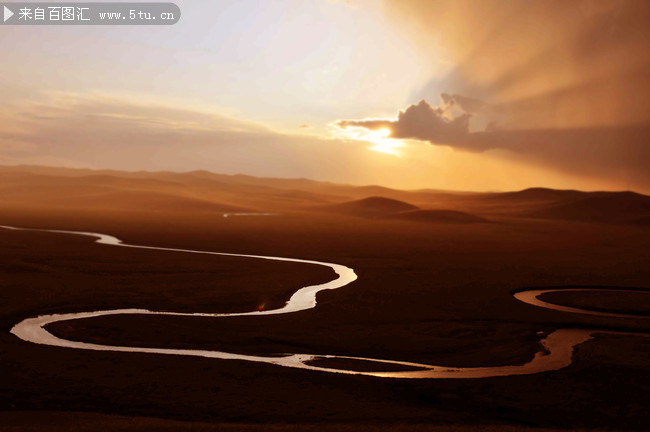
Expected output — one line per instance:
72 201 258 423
334 125 405 157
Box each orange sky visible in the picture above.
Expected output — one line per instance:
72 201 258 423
1 0 649 192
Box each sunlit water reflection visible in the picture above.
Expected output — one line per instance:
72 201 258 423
3 225 648 378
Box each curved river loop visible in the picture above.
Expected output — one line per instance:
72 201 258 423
3 225 649 379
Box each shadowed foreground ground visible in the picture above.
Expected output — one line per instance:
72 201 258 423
0 411 617 432
1 168 649 431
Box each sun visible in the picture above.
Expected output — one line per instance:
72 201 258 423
366 128 403 156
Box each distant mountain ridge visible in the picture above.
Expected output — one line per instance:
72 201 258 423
0 165 648 225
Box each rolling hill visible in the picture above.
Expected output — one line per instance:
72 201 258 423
525 191 650 224
316 197 420 218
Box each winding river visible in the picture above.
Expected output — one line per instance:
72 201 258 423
3 224 648 379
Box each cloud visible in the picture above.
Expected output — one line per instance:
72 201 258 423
336 0 650 190
0 92 449 189
0 92 316 174
440 93 490 114
3 91 650 193
335 97 650 190
385 0 650 130
337 99 472 146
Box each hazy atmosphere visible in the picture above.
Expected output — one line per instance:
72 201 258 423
3 0 649 192
2 2 649 431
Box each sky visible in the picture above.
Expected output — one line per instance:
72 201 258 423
1 0 649 192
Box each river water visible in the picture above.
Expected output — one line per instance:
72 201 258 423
3 225 648 379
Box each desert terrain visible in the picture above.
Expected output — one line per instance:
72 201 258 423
1 165 649 431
